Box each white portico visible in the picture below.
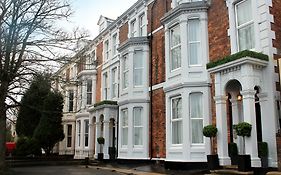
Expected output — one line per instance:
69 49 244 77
208 51 278 168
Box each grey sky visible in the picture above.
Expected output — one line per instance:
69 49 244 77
66 0 137 38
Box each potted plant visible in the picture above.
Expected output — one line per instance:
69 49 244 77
258 142 268 168
97 137 105 160
233 122 252 172
203 124 220 170
228 142 238 165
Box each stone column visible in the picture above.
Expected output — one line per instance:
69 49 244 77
88 123 94 158
94 121 101 159
214 95 231 165
230 99 242 154
103 120 110 159
241 90 261 167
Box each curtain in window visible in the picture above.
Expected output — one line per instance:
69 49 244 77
122 110 128 146
133 51 143 86
133 108 143 145
236 0 255 51
190 93 203 144
188 19 200 65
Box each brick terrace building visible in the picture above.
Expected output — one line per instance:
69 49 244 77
54 0 281 168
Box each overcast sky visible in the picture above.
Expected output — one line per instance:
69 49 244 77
65 0 137 38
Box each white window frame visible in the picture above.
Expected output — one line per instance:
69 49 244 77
111 67 118 98
188 18 201 66
68 90 74 112
86 79 92 105
235 0 255 51
171 96 183 145
130 19 137 37
133 50 144 87
67 124 72 148
189 92 204 144
112 34 118 56
104 40 109 61
77 121 81 147
133 107 143 146
121 109 128 147
139 14 146 37
170 24 181 71
84 120 89 148
122 55 129 89
103 72 108 100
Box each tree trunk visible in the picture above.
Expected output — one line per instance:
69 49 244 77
0 83 8 172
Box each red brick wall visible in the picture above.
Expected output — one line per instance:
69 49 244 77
119 22 128 45
147 0 172 33
271 0 281 59
148 0 171 158
95 42 103 103
151 30 166 85
208 0 231 62
151 88 166 158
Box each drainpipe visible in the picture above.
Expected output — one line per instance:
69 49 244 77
148 0 157 161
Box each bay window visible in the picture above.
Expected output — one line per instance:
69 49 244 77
190 93 203 144
170 25 181 70
235 0 255 51
171 96 182 144
67 124 72 147
77 121 81 147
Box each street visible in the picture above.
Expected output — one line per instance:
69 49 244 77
10 166 124 175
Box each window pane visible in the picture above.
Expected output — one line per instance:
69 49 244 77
238 24 255 51
189 43 199 65
172 98 182 119
188 19 200 65
188 19 200 41
171 26 180 47
69 90 74 112
172 121 182 144
237 0 252 26
133 51 143 86
134 108 142 126
171 46 181 70
134 128 143 145
190 93 202 119
191 120 203 143
122 128 128 145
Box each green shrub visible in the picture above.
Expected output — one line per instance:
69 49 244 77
206 50 269 69
258 142 268 157
203 125 218 138
228 142 238 157
14 137 41 156
97 137 105 144
233 122 252 137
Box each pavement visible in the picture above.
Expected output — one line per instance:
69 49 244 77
8 162 208 175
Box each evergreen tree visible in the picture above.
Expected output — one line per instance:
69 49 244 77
33 91 64 155
16 74 51 137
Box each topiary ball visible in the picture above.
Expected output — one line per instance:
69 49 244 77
233 122 252 137
203 125 218 138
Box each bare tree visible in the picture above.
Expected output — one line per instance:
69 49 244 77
0 0 87 171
